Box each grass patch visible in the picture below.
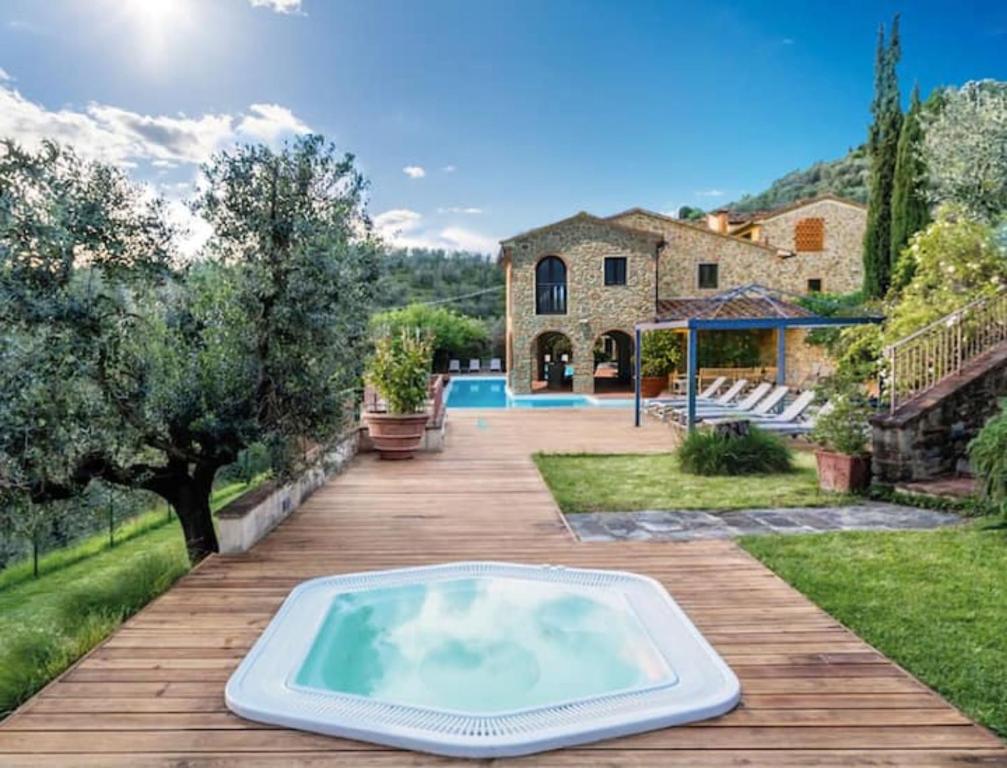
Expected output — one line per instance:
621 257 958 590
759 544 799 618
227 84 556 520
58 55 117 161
740 521 1007 736
0 477 262 718
534 450 842 514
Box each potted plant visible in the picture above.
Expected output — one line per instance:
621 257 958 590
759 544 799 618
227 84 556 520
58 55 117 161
810 382 872 493
640 330 681 398
364 330 434 460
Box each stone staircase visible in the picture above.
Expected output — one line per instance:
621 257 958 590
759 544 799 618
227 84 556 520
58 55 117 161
871 290 1007 484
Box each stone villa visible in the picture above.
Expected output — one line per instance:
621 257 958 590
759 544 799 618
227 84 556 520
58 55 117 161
499 194 867 395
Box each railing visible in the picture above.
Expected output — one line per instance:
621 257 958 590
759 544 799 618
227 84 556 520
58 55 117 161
887 289 1007 413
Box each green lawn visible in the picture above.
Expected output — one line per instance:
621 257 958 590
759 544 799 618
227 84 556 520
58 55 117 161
0 478 260 717
534 451 846 514
741 522 1007 737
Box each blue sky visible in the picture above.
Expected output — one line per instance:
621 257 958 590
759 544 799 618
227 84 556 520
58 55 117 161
1 0 1005 254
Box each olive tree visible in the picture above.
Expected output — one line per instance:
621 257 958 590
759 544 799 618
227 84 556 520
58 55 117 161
0 136 379 563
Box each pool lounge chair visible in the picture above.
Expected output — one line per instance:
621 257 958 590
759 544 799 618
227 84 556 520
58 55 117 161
647 376 727 407
755 399 833 436
448 359 461 374
468 359 481 373
689 384 788 422
665 381 772 420
489 358 502 372
648 379 748 421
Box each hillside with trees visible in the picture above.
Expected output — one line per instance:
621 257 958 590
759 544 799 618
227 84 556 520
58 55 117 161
376 248 504 320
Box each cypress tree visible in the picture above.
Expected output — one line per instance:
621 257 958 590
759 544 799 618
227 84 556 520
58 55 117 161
862 15 903 298
889 83 930 288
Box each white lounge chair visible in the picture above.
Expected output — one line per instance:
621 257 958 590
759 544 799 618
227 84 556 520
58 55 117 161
448 359 461 374
468 359 481 373
756 399 833 436
691 384 788 421
649 379 748 420
489 358 502 372
672 382 772 419
647 376 727 406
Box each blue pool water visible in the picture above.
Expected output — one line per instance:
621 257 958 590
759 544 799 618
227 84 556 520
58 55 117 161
293 577 674 714
445 376 631 409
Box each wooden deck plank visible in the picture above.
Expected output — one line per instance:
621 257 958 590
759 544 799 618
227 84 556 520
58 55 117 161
1 408 1003 766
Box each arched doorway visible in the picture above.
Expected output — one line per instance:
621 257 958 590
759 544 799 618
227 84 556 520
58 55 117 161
532 331 573 392
593 330 634 394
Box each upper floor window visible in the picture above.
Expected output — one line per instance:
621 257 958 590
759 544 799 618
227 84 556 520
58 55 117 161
536 256 567 315
794 217 825 252
807 278 823 293
604 257 627 286
698 263 719 290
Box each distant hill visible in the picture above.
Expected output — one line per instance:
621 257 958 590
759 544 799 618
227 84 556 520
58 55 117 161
728 145 870 213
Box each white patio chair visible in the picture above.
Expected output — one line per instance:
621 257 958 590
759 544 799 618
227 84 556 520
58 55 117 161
489 358 502 372
468 359 481 373
448 359 461 374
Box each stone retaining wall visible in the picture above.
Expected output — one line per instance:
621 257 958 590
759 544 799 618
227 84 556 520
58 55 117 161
871 344 1007 483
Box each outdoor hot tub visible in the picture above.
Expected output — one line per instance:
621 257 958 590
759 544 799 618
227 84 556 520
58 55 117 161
225 562 741 758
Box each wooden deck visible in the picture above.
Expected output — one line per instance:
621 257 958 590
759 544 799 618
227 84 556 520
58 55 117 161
2 409 1004 766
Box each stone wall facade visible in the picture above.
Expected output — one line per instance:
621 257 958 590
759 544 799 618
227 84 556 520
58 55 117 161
502 214 660 394
502 198 865 396
755 198 866 295
871 344 1007 483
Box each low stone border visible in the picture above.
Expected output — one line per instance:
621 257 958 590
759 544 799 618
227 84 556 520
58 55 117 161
217 429 361 554
567 502 962 542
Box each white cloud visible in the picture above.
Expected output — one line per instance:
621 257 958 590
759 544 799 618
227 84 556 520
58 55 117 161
781 37 795 45
402 165 426 179
695 189 725 197
374 208 496 254
237 103 311 142
0 67 12 82
248 0 304 14
442 164 457 173
437 206 483 215
0 82 311 168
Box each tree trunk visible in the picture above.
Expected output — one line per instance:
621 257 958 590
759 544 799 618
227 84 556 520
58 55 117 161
168 467 220 565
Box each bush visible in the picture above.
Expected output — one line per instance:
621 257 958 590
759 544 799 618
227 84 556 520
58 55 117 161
641 330 681 377
364 330 434 414
969 400 1007 515
371 303 489 371
0 628 68 716
810 383 872 456
679 427 794 476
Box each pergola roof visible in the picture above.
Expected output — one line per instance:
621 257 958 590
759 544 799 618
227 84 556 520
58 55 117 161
640 284 878 331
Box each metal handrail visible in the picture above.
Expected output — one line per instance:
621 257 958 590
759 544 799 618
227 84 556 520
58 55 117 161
886 288 1007 413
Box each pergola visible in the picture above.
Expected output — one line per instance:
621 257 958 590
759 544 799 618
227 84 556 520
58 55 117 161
633 285 881 430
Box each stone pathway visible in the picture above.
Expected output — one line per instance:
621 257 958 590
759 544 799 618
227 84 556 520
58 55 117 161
568 502 962 542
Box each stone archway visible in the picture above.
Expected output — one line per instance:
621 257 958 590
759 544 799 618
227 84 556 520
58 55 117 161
593 329 634 395
531 331 574 392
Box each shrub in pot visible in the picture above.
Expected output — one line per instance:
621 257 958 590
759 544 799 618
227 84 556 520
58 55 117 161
809 384 872 493
364 330 434 460
640 330 681 398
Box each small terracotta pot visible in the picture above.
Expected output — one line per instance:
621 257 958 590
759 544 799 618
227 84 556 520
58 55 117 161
815 450 871 493
365 412 429 460
640 376 666 398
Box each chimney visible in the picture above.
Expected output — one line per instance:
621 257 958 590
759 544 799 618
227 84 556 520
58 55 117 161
706 210 729 234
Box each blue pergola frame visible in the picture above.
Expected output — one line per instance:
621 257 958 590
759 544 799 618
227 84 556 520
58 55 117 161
633 314 881 430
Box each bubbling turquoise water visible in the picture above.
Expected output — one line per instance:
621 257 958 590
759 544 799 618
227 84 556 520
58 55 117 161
294 577 676 714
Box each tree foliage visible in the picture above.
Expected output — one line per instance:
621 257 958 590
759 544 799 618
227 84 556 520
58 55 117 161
863 15 903 298
371 303 488 371
376 248 503 320
890 84 931 287
0 136 379 564
364 331 434 415
728 147 869 213
921 80 1007 222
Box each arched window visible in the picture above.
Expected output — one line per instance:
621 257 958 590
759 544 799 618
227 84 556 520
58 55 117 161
536 256 567 315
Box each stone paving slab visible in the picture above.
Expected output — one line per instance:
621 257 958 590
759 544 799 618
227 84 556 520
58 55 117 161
568 502 962 542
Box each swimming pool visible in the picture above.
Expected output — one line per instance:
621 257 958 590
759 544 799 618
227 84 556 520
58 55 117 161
445 376 632 409
226 562 740 757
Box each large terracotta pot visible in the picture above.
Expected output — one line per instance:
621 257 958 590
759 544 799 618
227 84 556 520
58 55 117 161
640 376 666 398
815 450 871 493
365 412 429 460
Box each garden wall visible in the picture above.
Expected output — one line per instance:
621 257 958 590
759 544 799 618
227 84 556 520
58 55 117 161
871 343 1007 483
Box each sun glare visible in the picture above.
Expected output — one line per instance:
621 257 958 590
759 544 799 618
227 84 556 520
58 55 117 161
114 0 197 62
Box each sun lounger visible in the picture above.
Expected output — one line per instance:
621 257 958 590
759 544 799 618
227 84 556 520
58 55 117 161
468 359 481 373
673 382 772 418
755 399 833 436
646 376 727 406
448 359 461 374
648 379 748 420
489 358 502 372
689 384 788 421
